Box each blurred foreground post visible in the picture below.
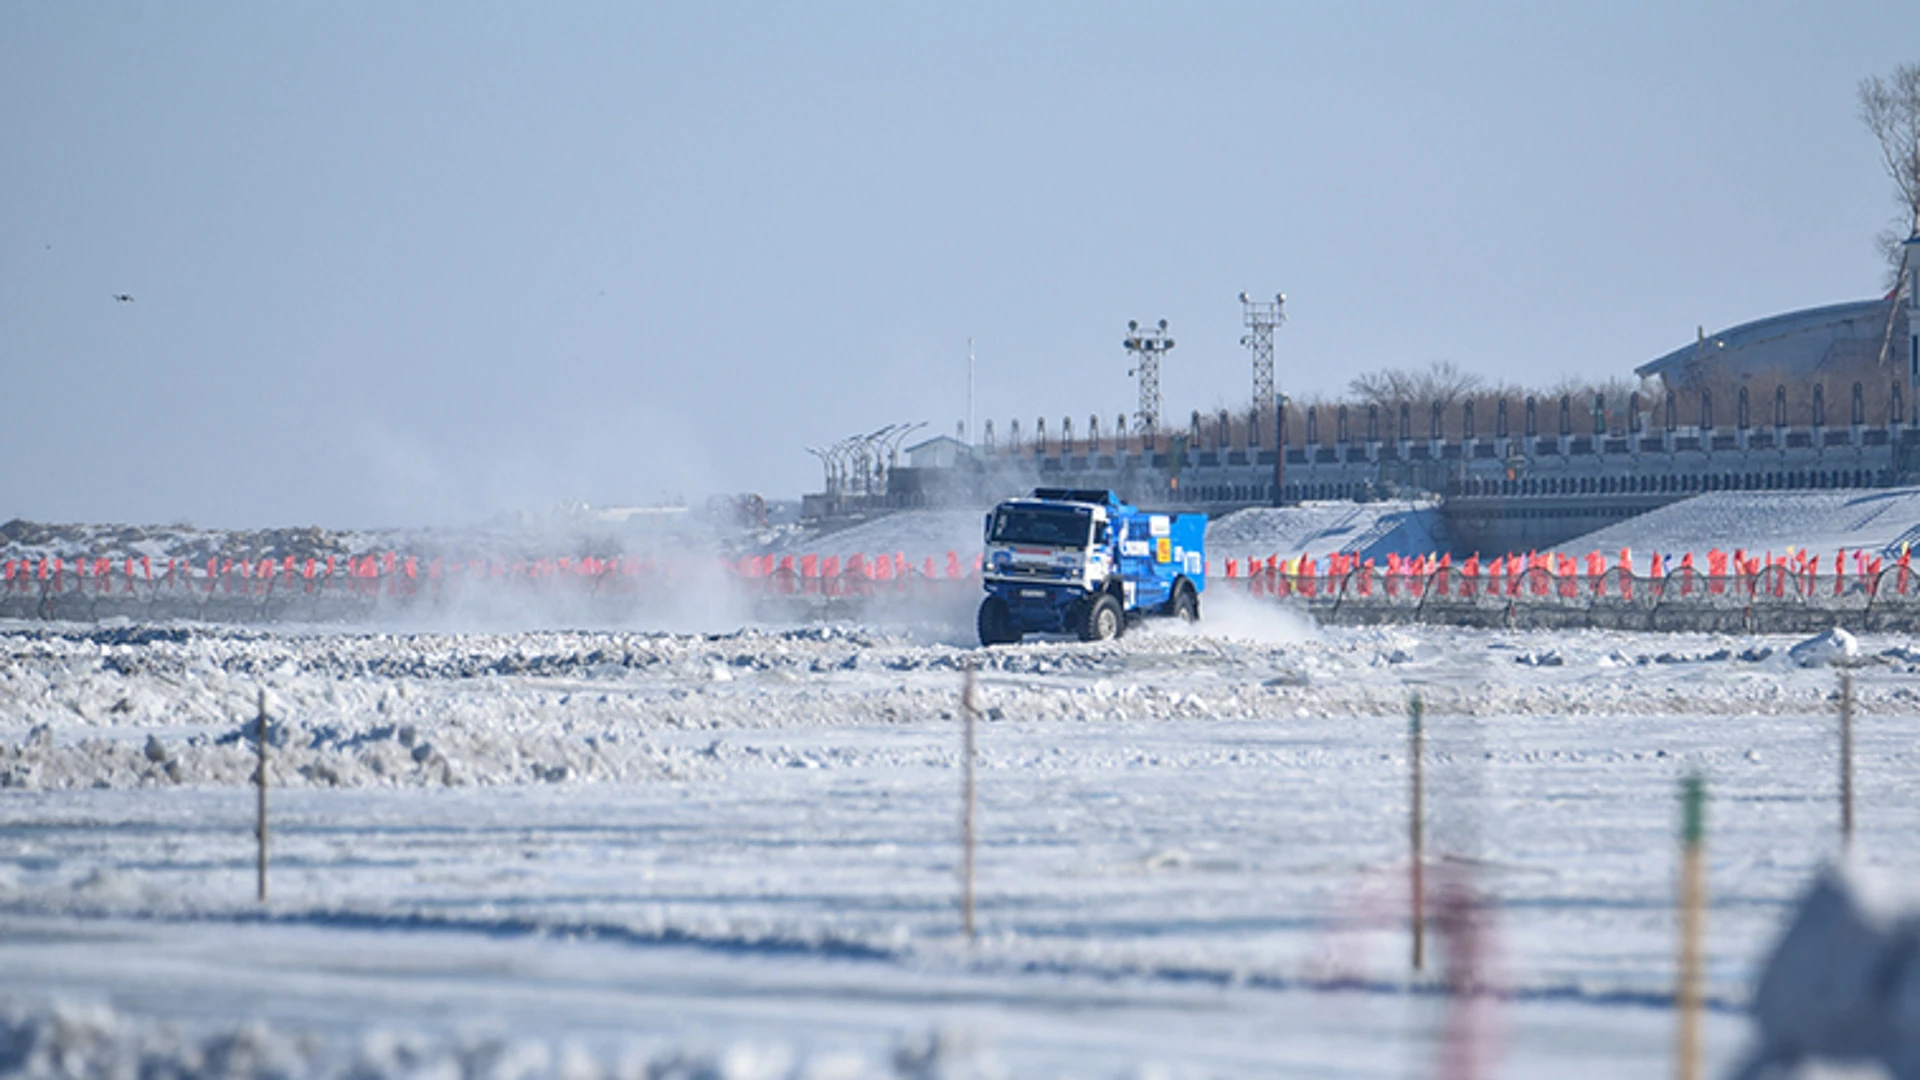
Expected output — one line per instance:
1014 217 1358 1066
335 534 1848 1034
255 688 269 903
1840 673 1855 851
1410 693 1425 972
961 665 979 942
1676 774 1706 1080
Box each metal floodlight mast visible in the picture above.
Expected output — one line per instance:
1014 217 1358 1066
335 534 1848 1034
878 422 926 495
882 422 924 467
1123 318 1174 435
828 437 858 497
1239 291 1286 414
806 447 834 495
815 422 924 500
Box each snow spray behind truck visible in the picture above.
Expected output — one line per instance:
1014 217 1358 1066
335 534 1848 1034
977 488 1206 644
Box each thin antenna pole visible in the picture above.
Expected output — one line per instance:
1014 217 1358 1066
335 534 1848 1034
961 665 980 943
1840 672 1855 852
1410 693 1425 972
967 338 975 447
256 688 269 903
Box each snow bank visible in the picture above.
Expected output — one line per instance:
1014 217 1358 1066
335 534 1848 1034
760 502 1449 573
6 620 1920 792
0 999 997 1080
766 511 986 564
1553 488 1920 560
1204 501 1447 564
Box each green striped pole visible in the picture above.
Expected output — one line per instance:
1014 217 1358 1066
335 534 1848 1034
1676 774 1705 1080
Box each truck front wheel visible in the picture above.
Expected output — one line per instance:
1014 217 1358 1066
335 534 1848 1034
978 596 1022 646
1079 593 1124 642
1169 580 1199 622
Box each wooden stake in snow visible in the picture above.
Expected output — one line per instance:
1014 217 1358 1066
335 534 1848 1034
256 688 269 903
1676 774 1706 1080
961 664 980 943
1840 672 1856 851
1410 693 1426 973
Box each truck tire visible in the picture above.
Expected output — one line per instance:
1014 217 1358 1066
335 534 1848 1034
1169 580 1199 622
978 596 1021 646
1079 593 1123 642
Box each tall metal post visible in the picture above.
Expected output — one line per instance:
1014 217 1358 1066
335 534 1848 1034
1123 319 1174 447
1410 693 1425 972
967 338 975 448
1240 292 1286 445
256 688 269 903
1840 672 1855 851
961 665 980 943
1676 774 1707 1080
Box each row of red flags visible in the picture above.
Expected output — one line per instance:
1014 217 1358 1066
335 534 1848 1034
730 552 984 581
1 551 988 586
1222 546 1912 599
5 545 1909 596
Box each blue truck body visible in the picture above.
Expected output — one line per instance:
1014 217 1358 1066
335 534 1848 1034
976 488 1207 644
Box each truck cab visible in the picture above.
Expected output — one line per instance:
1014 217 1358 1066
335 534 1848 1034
977 488 1205 644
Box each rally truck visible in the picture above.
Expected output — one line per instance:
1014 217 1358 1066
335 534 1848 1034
976 488 1206 645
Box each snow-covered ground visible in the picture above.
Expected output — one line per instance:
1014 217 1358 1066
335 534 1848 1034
1556 489 1920 561
3 602 1917 1077
1203 501 1447 564
766 510 988 564
757 504 1450 571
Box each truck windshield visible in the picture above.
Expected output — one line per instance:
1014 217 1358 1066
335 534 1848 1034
989 506 1090 548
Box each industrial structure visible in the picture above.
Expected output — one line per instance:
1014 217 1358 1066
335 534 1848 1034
1240 291 1285 442
1121 319 1174 437
805 263 1920 557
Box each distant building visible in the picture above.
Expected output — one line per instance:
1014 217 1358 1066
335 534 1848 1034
1636 296 1909 389
903 435 973 470
809 250 1920 554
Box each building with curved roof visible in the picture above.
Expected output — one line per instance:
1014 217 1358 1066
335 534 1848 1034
1636 296 1907 388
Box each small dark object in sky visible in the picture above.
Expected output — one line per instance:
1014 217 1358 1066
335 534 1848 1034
112 294 134 303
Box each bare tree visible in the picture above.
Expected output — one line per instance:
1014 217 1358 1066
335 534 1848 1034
1346 359 1484 410
1860 63 1920 277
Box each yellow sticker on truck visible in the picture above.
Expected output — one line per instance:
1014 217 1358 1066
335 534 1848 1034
1156 537 1172 563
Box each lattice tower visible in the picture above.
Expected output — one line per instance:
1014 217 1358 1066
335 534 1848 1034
1240 292 1286 409
1122 319 1174 434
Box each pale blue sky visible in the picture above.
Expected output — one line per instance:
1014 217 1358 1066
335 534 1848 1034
2 3 1912 526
